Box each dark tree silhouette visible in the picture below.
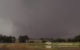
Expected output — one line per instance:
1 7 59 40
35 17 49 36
54 38 66 42
19 35 29 43
74 35 80 42
0 35 16 43
67 38 74 42
0 35 3 43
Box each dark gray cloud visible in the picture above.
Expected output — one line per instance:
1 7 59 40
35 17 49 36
0 0 80 38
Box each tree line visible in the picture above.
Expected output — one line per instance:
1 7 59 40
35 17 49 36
0 35 29 43
41 35 80 42
0 34 80 43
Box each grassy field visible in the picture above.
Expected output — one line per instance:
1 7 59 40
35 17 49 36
0 43 80 50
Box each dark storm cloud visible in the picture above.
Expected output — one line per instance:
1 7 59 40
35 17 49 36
0 0 80 38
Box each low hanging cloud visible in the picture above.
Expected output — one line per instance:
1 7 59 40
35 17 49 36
0 0 80 38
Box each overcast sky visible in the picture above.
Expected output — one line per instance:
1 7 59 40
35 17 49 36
0 0 80 38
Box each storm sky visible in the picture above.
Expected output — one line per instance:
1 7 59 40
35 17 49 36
0 0 80 38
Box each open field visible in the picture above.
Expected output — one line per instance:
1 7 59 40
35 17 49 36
0 43 80 50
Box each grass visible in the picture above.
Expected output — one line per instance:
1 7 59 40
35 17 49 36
0 42 80 50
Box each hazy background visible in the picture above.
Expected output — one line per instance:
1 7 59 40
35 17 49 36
0 0 80 38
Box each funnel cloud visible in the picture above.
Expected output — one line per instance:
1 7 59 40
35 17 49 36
0 0 80 38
